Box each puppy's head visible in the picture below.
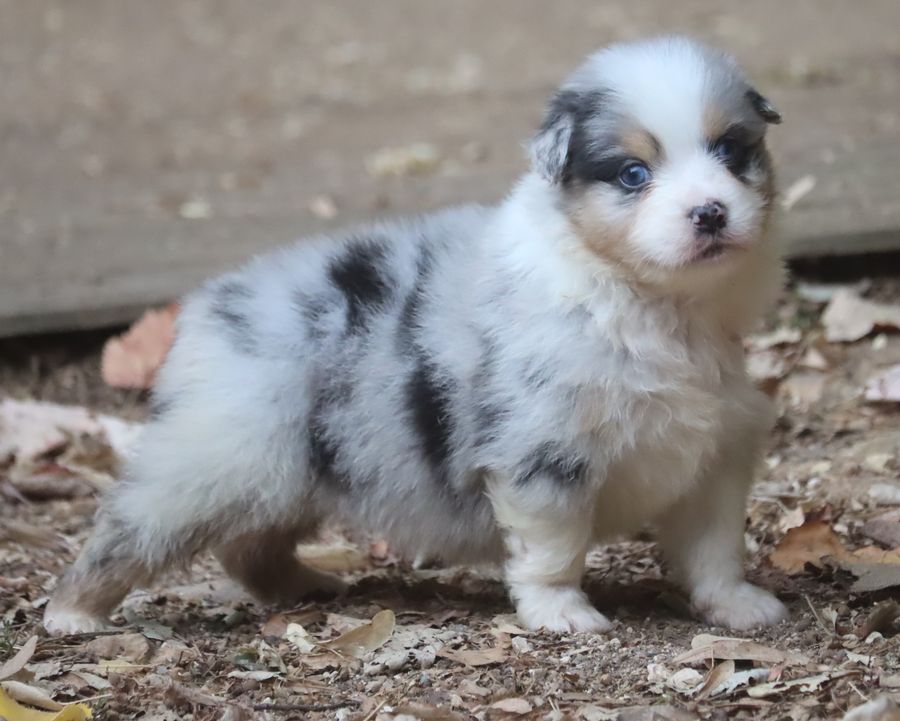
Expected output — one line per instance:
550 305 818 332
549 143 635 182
531 36 781 294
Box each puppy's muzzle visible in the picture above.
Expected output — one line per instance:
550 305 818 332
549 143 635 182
690 201 728 234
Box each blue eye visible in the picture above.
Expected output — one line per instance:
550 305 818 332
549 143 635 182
714 137 738 162
618 162 651 190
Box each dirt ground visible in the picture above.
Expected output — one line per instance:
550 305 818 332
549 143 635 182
2 280 900 721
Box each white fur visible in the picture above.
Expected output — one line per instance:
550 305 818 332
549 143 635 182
45 36 786 636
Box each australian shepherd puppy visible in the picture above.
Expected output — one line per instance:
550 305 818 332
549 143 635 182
46 36 787 635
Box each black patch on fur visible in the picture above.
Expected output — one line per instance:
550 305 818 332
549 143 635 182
211 280 257 354
297 292 332 341
396 245 434 355
538 89 610 186
407 359 455 474
307 383 353 489
516 442 588 487
328 237 390 333
746 89 782 124
308 416 341 481
148 394 173 420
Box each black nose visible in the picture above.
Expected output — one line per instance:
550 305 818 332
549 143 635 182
690 201 728 233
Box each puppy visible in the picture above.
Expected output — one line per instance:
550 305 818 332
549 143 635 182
45 36 787 635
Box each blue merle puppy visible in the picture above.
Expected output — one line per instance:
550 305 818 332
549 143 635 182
45 36 787 635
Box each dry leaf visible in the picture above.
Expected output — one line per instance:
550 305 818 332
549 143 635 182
856 602 900 640
284 623 316 653
866 365 900 402
675 634 808 666
323 609 395 658
0 636 38 682
436 634 510 667
779 371 826 409
85 633 151 663
0 521 67 551
769 520 852 573
0 399 139 463
225 670 280 681
490 698 532 714
747 670 856 698
821 290 900 343
695 660 735 699
0 685 92 720
101 304 179 389
747 327 802 351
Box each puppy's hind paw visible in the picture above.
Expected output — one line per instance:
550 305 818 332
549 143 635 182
515 585 613 634
43 605 113 636
695 582 788 630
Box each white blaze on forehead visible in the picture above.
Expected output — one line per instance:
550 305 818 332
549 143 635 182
579 37 722 158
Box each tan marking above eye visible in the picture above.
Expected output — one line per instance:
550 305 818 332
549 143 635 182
702 103 730 141
620 127 662 165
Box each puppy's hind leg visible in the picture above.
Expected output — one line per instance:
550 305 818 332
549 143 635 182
43 499 211 636
214 527 346 605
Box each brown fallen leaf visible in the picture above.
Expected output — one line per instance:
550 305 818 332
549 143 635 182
770 521 900 590
855 602 900 639
769 520 851 574
695 660 735 700
0 520 67 551
0 636 37 682
674 634 808 666
822 289 900 343
323 609 395 658
747 670 857 699
85 633 151 663
260 610 323 639
436 633 510 667
779 371 826 409
101 304 179 389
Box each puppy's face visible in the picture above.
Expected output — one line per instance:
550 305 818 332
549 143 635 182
532 37 781 293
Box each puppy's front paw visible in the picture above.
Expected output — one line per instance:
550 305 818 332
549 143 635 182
695 582 787 630
515 585 612 634
44 604 113 636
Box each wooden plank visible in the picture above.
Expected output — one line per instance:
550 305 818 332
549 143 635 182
1 0 898 337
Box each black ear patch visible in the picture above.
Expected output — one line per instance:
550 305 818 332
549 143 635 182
531 89 608 184
746 89 782 125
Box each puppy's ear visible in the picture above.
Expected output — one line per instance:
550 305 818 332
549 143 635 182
530 90 579 183
746 88 782 125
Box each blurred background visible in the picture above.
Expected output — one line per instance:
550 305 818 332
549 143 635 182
1 0 898 343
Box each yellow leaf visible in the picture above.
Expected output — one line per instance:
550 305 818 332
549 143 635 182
0 687 92 721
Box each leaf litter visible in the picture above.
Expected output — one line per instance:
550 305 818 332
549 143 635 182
6 280 900 719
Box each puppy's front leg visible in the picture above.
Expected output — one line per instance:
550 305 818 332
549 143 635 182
490 482 610 633
658 450 787 630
